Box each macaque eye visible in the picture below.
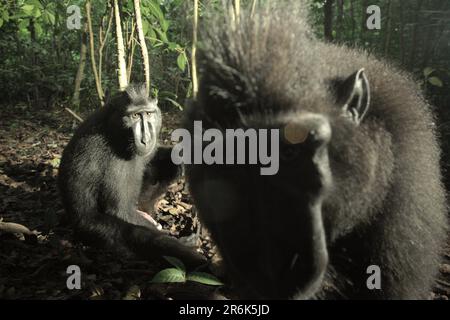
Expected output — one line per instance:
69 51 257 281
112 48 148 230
147 111 152 116
132 113 139 119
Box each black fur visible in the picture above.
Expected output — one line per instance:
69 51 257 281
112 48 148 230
58 86 205 266
138 146 182 214
185 2 448 299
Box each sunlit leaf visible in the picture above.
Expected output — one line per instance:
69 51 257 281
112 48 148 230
49 157 60 168
423 67 435 78
177 53 186 72
161 19 170 32
21 4 34 16
154 27 168 43
168 42 178 50
43 11 55 25
147 27 157 42
148 0 164 22
32 8 41 18
34 22 43 36
151 268 186 283
18 19 29 32
428 77 443 87
29 0 43 10
142 19 149 36
186 272 224 286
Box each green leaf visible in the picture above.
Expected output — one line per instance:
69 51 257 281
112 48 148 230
34 22 43 36
148 0 164 22
186 272 224 286
31 7 41 18
151 268 186 283
163 256 186 271
168 42 178 50
21 4 35 16
142 19 149 36
43 11 55 25
29 0 43 10
18 19 29 32
154 28 168 43
161 19 170 32
147 27 157 45
428 77 443 87
177 53 186 72
0 18 3 28
2 10 9 21
151 87 159 99
423 67 435 78
50 157 60 168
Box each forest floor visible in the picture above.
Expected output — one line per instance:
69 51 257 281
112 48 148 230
0 104 226 300
0 104 449 300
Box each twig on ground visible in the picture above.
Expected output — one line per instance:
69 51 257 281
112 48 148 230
64 108 84 123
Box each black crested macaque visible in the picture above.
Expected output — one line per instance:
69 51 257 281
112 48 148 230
58 86 205 267
184 2 448 299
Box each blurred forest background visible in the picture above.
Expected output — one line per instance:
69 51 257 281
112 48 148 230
1 0 448 182
0 0 448 111
0 0 449 300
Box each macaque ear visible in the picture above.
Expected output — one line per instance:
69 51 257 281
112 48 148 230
337 68 370 125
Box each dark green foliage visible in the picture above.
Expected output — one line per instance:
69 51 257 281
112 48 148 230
0 0 448 112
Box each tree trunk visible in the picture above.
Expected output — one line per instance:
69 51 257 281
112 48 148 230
73 23 88 108
113 0 128 91
29 18 40 107
250 0 257 17
133 0 150 95
127 41 136 83
53 5 60 64
324 0 334 42
98 7 113 87
233 0 240 17
127 20 136 84
86 0 105 105
192 0 199 98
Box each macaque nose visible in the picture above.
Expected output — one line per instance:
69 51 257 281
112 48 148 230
140 120 152 146
140 135 152 147
283 113 331 148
